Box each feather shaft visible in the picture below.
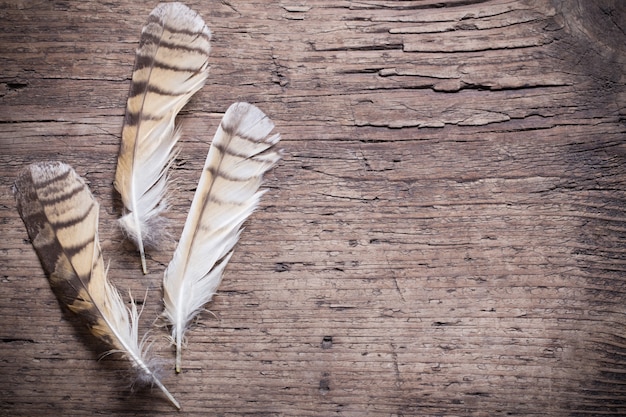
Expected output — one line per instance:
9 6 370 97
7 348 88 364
115 2 211 273
15 161 179 409
163 102 281 372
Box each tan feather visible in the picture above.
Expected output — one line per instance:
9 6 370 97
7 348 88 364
14 161 179 409
163 102 281 372
114 2 211 274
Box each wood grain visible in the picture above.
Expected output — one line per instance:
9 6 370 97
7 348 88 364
1 0 625 415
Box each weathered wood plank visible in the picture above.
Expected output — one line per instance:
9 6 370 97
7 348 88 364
1 0 625 415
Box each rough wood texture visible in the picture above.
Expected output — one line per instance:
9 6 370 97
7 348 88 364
1 0 625 415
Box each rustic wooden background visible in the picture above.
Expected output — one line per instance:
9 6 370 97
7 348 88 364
1 0 625 415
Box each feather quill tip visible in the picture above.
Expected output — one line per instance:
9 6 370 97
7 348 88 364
150 376 181 410
132 363 180 409
118 212 170 274
125 294 181 409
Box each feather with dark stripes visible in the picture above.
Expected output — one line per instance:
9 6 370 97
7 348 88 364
14 161 179 409
163 102 281 372
115 2 211 273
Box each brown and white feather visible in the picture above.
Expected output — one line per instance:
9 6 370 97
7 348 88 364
115 2 211 273
15 161 179 409
162 102 281 372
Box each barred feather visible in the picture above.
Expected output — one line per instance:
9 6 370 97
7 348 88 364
163 102 281 372
15 161 179 409
115 2 211 273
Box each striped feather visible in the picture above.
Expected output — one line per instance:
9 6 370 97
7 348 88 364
163 102 281 372
115 2 211 273
15 161 179 409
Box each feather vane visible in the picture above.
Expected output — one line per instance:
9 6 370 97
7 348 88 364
15 161 179 409
115 2 211 273
163 102 281 372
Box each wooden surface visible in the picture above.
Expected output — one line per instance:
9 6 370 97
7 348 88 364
1 0 626 415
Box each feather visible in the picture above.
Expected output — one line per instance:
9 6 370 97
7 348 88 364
163 102 281 372
14 161 180 410
114 2 211 274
